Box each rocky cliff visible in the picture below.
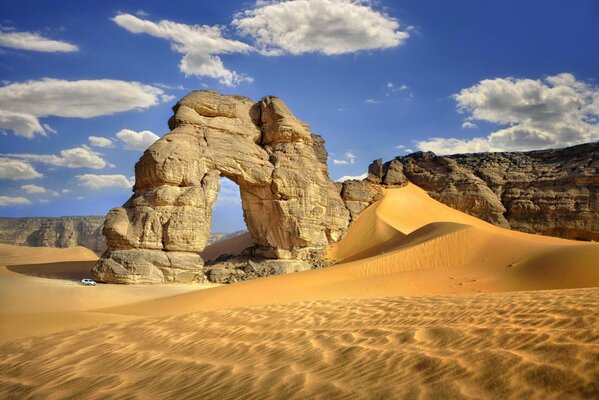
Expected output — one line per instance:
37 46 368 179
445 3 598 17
92 91 350 284
0 217 106 254
342 142 599 241
0 216 247 256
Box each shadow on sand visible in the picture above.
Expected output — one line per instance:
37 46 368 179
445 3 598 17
7 261 97 281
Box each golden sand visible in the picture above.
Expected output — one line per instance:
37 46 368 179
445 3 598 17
1 184 598 399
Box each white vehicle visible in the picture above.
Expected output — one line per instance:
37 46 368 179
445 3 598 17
81 278 97 286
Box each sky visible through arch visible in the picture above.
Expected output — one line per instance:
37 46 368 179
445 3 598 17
0 0 598 232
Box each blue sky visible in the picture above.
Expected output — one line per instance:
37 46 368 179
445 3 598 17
1 0 598 232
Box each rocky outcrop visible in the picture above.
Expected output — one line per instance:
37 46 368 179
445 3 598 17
92 91 350 284
349 143 599 240
0 216 245 255
0 217 106 254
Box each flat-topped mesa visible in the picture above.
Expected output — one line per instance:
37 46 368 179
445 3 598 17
341 143 599 241
92 91 350 284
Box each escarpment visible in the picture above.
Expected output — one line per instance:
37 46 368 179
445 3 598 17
342 143 599 241
92 91 350 284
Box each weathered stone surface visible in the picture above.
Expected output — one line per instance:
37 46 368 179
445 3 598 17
350 143 599 240
0 216 245 255
340 179 384 222
93 249 205 284
203 256 311 284
93 91 350 284
0 217 106 254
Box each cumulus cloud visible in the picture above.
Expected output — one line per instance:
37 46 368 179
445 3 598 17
116 129 160 150
21 184 46 194
416 73 599 155
461 121 477 129
88 136 114 148
4 146 111 169
76 174 134 190
0 30 78 52
336 172 367 182
0 110 46 138
233 0 410 56
333 150 356 165
112 13 252 87
0 196 31 206
0 157 43 180
0 78 168 138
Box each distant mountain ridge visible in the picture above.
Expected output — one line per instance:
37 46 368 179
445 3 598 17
343 142 599 241
0 216 246 254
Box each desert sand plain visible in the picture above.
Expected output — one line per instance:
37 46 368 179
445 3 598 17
1 183 598 399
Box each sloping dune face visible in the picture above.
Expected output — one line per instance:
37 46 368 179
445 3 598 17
1 184 599 399
1 289 598 399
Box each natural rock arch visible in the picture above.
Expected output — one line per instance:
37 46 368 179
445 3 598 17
92 91 350 283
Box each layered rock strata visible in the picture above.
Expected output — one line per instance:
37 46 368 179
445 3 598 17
343 143 599 240
92 91 350 283
0 217 106 254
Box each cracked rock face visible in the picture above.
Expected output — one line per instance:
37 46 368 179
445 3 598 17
351 143 599 241
92 91 350 284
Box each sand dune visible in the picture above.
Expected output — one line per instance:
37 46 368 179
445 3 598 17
0 244 213 342
200 232 254 261
101 184 599 318
1 288 598 399
1 184 598 399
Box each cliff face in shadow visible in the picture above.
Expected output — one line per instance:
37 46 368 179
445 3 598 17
343 142 599 241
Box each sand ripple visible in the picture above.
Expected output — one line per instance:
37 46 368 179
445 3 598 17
1 288 598 399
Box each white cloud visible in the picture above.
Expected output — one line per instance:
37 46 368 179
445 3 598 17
112 13 252 87
88 136 114 148
0 196 31 206
116 129 160 151
416 137 493 155
0 157 43 180
76 174 134 190
0 78 167 138
364 99 379 104
334 149 357 165
233 0 409 56
416 73 599 155
0 110 45 138
336 172 367 182
4 146 111 169
38 199 49 204
461 121 477 129
61 189 71 194
0 30 78 52
21 184 46 194
42 123 57 134
345 151 356 164
216 178 242 205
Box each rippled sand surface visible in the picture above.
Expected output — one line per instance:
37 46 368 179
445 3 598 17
2 288 598 399
1 184 599 399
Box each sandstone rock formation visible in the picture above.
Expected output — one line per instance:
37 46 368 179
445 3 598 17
0 216 244 256
345 143 599 241
92 91 350 284
0 217 106 254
